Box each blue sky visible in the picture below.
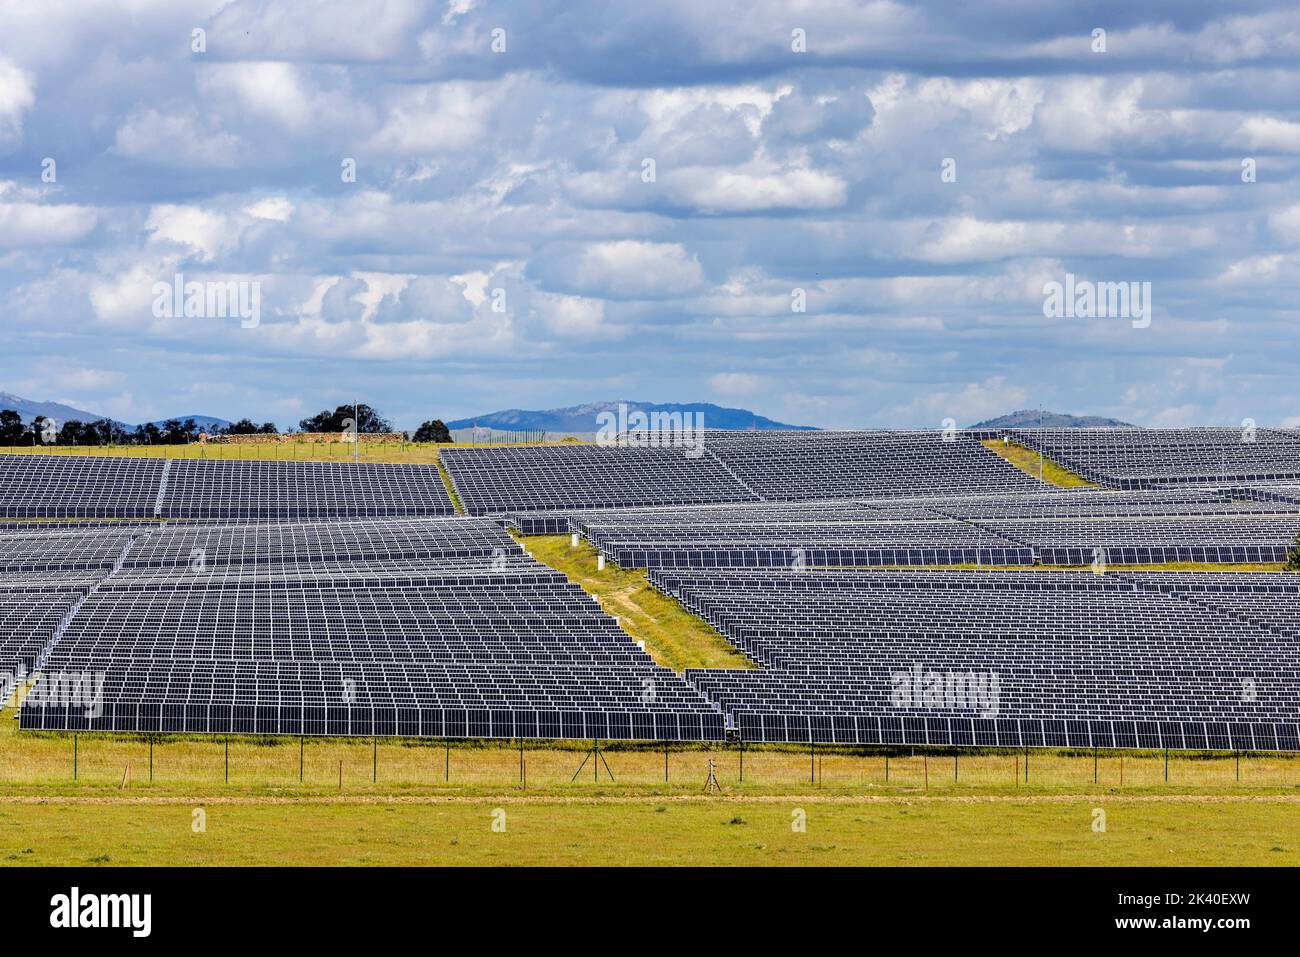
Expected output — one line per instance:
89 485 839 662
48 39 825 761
1 0 1298 429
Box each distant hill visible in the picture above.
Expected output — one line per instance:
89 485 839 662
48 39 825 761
448 401 815 432
0 390 230 431
0 390 112 426
971 410 1135 429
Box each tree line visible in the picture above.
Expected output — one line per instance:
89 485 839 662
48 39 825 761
0 404 453 446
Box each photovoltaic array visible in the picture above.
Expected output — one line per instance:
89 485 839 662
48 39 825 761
0 454 455 520
657 569 1300 750
14 517 721 739
6 427 1300 751
441 430 1041 515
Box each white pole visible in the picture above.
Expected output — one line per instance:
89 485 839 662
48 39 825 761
354 399 359 464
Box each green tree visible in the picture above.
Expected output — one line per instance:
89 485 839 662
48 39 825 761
299 403 393 434
225 418 279 435
412 419 452 443
0 409 24 445
1286 533 1300 571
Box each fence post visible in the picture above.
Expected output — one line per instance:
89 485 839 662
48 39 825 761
73 734 78 781
225 737 229 783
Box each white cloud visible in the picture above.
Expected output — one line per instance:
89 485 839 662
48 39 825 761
145 205 239 262
1237 115 1300 151
200 62 316 130
534 293 608 338
1269 204 1300 245
245 197 294 222
558 241 705 299
0 55 35 146
709 372 762 396
366 82 503 154
112 109 242 167
669 166 847 213
0 200 96 246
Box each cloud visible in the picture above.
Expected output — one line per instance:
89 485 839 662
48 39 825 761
0 55 35 147
541 241 705 299
0 200 96 246
3 1 1300 428
112 108 242 167
668 166 847 213
709 372 762 396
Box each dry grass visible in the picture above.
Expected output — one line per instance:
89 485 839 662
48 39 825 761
0 440 577 467
982 438 1096 487
2 795 1297 866
519 534 754 671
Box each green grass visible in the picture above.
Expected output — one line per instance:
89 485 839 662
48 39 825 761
6 702 1300 864
2 796 1296 866
520 535 754 671
983 439 1096 487
0 439 583 467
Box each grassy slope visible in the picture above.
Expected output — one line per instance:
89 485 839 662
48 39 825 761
982 438 1096 487
521 534 753 671
0 441 584 466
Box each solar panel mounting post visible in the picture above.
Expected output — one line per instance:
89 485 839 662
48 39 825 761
570 739 614 782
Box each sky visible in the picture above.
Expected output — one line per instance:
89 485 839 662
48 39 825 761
1 0 1299 430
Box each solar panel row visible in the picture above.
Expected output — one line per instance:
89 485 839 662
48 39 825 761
651 569 1300 749
1009 427 1300 488
443 430 1045 515
16 516 724 740
0 454 455 520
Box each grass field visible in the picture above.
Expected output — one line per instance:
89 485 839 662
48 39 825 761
0 440 570 466
4 795 1297 866
521 535 752 671
4 702 1299 865
982 438 1096 487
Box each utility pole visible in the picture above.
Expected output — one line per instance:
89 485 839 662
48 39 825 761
354 399 359 464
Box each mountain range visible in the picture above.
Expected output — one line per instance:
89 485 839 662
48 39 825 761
447 400 814 432
0 391 229 431
2 388 1139 433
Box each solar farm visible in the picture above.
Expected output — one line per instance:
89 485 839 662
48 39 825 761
3 428 1300 866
